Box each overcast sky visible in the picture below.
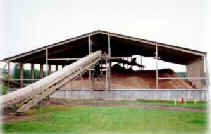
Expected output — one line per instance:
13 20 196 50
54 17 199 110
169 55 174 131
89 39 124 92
0 0 209 71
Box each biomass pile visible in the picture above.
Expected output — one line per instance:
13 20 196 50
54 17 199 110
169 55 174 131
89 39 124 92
62 64 193 89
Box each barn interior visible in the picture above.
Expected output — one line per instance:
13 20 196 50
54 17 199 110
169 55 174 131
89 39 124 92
1 30 208 90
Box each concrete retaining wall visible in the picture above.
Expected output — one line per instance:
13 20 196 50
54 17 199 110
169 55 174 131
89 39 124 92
51 89 208 101
186 57 205 88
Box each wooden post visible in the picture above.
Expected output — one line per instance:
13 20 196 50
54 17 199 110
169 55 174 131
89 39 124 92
88 36 92 82
56 65 58 71
155 44 159 89
105 57 108 89
107 34 111 89
88 36 94 89
130 56 131 69
46 48 49 76
122 57 125 68
204 56 209 89
40 64 43 79
127 57 128 69
48 65 51 74
140 55 142 70
31 64 34 79
20 63 24 87
7 62 10 88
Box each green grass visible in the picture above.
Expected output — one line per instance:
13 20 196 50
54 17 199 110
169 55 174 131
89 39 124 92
3 105 208 134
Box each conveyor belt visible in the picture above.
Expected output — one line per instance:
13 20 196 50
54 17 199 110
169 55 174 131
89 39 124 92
0 51 102 114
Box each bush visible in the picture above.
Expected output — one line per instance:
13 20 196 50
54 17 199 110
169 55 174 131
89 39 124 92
0 84 8 95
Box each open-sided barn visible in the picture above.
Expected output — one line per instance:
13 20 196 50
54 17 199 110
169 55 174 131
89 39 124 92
1 30 209 106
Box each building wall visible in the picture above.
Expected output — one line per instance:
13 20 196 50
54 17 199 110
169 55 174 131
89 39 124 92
51 89 208 101
186 57 205 88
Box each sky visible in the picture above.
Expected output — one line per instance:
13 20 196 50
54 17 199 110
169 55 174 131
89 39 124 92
0 0 209 72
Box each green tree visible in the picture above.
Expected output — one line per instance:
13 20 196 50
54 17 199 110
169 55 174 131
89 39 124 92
13 64 42 84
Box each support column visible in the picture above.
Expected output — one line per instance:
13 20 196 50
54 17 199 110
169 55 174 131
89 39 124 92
129 56 132 69
105 57 108 89
130 57 132 69
123 57 124 68
46 48 49 76
140 55 142 70
127 57 129 69
204 56 209 89
88 36 94 89
20 63 24 87
48 65 52 74
56 65 58 71
7 62 10 88
155 44 159 89
62 65 65 68
107 34 111 89
88 36 92 82
40 64 43 79
31 64 34 79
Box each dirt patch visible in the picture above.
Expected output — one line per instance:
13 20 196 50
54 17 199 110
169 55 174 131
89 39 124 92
54 106 72 111
2 112 38 124
2 104 72 124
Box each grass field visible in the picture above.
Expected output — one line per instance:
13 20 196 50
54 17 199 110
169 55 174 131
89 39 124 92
2 101 208 134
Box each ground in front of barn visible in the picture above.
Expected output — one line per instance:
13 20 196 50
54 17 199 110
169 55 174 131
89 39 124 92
2 99 208 134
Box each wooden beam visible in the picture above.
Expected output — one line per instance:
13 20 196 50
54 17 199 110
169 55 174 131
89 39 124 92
48 58 80 61
40 64 43 79
109 57 123 60
10 79 40 81
20 63 24 87
18 44 76 63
